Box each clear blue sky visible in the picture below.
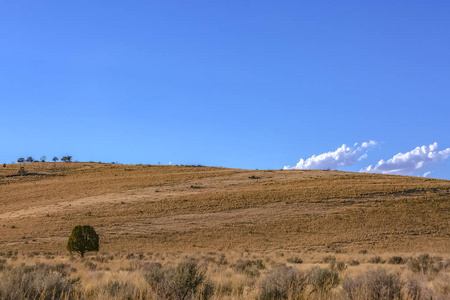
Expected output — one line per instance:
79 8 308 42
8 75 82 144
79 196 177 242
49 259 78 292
1 1 449 179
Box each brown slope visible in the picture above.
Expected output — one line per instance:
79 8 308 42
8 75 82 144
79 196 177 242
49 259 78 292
0 162 449 254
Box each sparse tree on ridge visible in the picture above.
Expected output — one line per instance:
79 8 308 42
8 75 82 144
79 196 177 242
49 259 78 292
40 155 46 162
61 156 72 162
17 158 25 163
53 156 59 162
26 157 34 163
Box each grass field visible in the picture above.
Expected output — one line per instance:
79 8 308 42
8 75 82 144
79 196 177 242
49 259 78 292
0 162 449 299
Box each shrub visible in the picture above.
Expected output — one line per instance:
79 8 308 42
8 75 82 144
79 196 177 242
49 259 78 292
0 259 6 271
369 256 385 264
287 256 303 264
321 255 336 263
404 278 431 300
217 254 228 265
259 264 307 300
342 268 402 300
0 263 78 299
67 225 99 258
198 280 215 300
308 267 339 296
388 256 404 265
6 250 18 258
407 254 444 277
105 281 138 298
18 166 27 176
84 261 97 270
348 259 360 266
232 259 265 277
144 262 164 290
145 258 206 300
329 261 347 271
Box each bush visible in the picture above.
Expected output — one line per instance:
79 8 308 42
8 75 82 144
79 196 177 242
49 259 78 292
84 261 97 270
342 268 402 300
308 267 339 296
388 256 404 265
329 261 347 271
404 278 431 300
18 166 27 176
286 256 303 264
67 225 99 258
321 255 336 263
259 264 307 300
232 259 265 277
0 263 78 299
407 254 444 277
348 259 360 266
369 256 385 264
105 281 138 298
145 258 207 300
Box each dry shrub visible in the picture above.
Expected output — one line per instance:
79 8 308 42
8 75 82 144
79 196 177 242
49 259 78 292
0 263 79 299
213 278 233 297
26 251 41 258
5 250 17 259
91 254 114 263
321 255 336 263
259 264 307 300
104 281 140 299
407 254 445 277
342 268 402 300
388 256 404 265
404 277 431 300
144 257 208 300
286 256 303 264
369 256 385 264
84 260 97 270
348 259 360 266
217 254 228 265
232 259 265 277
0 259 6 271
433 272 450 298
307 267 339 296
404 272 450 300
329 261 347 272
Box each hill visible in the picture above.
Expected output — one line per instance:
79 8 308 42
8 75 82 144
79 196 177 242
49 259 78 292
1 162 449 255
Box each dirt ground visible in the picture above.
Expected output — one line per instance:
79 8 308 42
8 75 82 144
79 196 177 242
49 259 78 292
1 162 449 255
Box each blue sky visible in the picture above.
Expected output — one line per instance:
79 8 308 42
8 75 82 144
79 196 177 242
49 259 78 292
1 1 449 179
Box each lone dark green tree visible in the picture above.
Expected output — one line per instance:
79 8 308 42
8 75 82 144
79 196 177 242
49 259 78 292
67 225 99 258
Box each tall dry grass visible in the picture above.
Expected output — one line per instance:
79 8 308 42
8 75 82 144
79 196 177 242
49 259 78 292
0 251 449 300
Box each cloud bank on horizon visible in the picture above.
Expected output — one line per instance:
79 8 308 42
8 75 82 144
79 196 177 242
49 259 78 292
284 140 378 170
361 142 450 176
285 141 450 177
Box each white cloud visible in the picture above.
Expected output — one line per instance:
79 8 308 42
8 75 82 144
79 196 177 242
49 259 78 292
361 142 450 175
284 141 378 170
423 171 432 178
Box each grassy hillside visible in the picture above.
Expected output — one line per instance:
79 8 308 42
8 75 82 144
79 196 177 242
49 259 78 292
1 162 449 254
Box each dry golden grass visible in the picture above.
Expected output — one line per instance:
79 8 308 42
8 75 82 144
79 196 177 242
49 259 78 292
1 162 449 256
0 251 449 299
